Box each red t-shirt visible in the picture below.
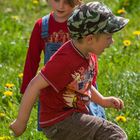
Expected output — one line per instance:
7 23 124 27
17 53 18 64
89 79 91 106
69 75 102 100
39 40 98 127
20 12 69 93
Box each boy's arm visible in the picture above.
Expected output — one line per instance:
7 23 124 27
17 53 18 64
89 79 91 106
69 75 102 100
90 85 124 109
10 73 48 137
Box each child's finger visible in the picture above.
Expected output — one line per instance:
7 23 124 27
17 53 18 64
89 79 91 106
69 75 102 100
113 99 120 109
9 123 16 136
113 98 124 110
118 98 124 109
9 120 26 137
9 128 16 137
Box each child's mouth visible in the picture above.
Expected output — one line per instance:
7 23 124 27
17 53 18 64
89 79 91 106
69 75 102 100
57 10 65 13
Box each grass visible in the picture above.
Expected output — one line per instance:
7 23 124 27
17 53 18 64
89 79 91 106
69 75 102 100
0 0 140 139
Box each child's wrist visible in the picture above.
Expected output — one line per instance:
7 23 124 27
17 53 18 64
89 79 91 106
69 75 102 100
17 117 28 125
101 97 108 107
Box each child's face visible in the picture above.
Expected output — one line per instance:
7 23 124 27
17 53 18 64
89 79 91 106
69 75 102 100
48 0 74 21
89 33 114 55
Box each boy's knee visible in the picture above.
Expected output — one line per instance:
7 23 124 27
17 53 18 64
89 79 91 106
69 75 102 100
111 123 128 140
118 128 128 140
94 120 128 140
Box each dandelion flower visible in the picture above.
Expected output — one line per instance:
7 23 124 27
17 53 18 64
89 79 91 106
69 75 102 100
11 15 20 21
0 136 11 140
133 31 140 36
123 40 131 47
116 115 126 122
117 9 126 15
3 91 13 96
5 83 15 88
133 30 140 40
18 73 23 78
0 113 6 118
32 0 39 5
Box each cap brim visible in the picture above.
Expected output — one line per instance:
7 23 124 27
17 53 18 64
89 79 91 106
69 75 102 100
103 16 129 33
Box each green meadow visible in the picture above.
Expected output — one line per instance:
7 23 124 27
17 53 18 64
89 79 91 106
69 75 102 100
0 0 140 139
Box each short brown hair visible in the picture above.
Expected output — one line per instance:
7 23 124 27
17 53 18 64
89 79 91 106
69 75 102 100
46 0 82 7
67 0 82 7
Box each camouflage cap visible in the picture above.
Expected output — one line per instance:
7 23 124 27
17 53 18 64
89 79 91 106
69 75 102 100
68 2 129 40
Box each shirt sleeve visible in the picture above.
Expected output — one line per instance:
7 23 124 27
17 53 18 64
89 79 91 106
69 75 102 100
40 50 72 92
20 19 44 94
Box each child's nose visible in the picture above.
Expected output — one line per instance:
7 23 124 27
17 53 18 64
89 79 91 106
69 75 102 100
59 1 64 9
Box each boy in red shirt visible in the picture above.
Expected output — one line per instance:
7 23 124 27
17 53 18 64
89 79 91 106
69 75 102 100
21 0 105 130
10 2 128 139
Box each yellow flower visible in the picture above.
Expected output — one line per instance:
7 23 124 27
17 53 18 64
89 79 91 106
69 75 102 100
117 9 126 15
123 40 131 47
5 83 15 88
0 113 6 118
0 136 11 140
133 31 140 36
3 91 13 96
32 0 39 5
116 115 126 122
11 15 20 21
18 73 23 78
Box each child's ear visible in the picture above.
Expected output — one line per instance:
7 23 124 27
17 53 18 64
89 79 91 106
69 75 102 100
85 34 94 43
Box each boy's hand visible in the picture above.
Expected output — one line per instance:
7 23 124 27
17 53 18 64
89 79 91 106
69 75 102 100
102 96 124 110
9 119 27 137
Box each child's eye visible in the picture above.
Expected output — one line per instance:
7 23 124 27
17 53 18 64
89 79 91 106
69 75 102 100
64 0 69 5
54 0 69 5
54 0 60 2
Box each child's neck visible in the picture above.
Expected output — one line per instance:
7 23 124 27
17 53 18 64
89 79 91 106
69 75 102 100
53 13 68 23
72 40 89 58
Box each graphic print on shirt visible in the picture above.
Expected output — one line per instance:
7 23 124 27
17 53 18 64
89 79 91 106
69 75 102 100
63 56 95 113
47 30 70 43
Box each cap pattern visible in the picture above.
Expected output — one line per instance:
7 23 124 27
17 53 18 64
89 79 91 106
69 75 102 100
68 2 129 39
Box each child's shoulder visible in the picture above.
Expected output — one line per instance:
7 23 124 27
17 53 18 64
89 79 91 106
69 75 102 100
34 13 52 26
35 18 42 25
